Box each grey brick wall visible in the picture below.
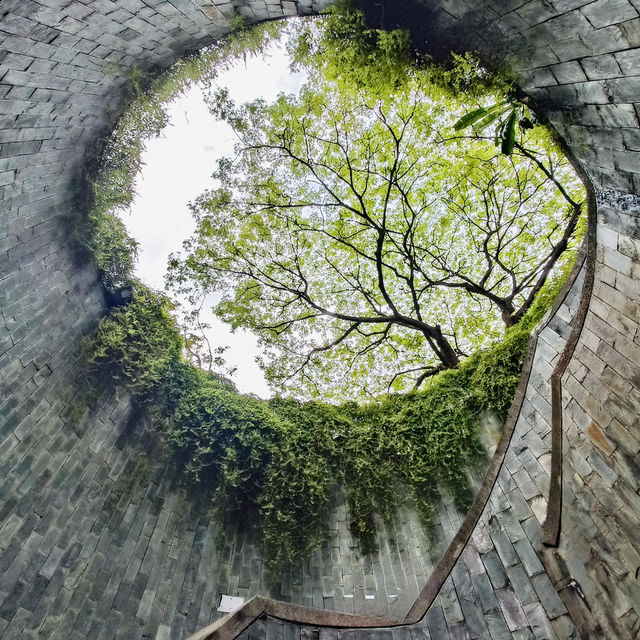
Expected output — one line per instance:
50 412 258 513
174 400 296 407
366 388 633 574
1 1 639 639
551 189 640 638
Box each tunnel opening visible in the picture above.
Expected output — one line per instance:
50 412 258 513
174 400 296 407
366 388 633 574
78 7 589 620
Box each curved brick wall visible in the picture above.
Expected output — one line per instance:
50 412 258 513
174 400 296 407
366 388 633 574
0 2 639 639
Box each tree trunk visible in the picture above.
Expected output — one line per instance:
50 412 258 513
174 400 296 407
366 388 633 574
500 304 515 327
425 325 460 369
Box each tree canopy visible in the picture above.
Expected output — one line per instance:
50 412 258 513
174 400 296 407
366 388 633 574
168 17 585 401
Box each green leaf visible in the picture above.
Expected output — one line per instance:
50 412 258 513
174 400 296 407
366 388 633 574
452 106 489 131
472 105 511 132
501 110 517 155
452 101 509 132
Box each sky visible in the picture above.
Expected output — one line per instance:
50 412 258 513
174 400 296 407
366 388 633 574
122 35 307 398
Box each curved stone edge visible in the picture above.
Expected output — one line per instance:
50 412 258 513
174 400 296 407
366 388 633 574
184 227 594 640
541 150 598 549
539 173 602 638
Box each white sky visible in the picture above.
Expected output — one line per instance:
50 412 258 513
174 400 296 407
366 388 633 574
123 38 307 398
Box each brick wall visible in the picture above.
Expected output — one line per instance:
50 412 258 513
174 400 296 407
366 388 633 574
1 1 639 639
549 188 640 638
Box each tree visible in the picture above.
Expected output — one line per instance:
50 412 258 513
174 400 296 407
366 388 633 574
168 47 584 400
413 134 584 328
286 4 417 96
178 304 238 379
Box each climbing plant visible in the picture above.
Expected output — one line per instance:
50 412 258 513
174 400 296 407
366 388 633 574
85 265 571 572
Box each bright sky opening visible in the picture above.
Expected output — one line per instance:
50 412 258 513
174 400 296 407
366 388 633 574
123 33 307 398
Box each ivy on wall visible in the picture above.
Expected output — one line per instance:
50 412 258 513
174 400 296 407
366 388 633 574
84 270 570 573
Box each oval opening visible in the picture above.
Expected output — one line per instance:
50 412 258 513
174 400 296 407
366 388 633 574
82 11 588 618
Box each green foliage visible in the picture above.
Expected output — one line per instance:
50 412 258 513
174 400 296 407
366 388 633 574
393 371 481 504
338 401 401 548
466 328 530 422
333 375 483 547
288 2 415 95
79 73 168 290
85 209 139 291
85 283 182 398
464 255 579 422
453 100 536 156
430 51 511 98
261 399 343 569
517 255 579 333
86 245 570 574
169 381 280 513
288 7 510 103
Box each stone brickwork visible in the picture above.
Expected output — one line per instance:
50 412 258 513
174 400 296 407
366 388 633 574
1 1 640 639
547 189 640 639
0 378 496 640
0 416 478 640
